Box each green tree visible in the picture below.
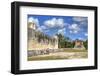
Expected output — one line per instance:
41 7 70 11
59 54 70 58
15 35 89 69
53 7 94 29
83 40 88 50
56 34 74 48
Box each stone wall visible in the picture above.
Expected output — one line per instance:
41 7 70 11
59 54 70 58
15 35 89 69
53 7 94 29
74 40 85 50
28 22 58 50
28 39 58 50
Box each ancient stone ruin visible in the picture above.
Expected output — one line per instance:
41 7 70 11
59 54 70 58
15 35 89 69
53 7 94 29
28 21 59 57
74 40 85 50
28 21 58 51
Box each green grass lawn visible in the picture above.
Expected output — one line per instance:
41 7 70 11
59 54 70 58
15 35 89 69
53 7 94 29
63 49 87 52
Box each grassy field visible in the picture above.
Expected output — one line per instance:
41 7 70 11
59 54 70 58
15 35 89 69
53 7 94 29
28 55 69 61
63 49 87 52
28 49 88 61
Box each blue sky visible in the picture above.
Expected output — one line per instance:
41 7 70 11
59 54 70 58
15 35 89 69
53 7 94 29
28 15 88 41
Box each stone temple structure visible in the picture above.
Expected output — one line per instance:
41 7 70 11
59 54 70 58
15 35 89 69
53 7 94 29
28 21 58 51
74 40 85 50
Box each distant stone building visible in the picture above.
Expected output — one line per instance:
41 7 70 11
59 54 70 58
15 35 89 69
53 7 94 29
28 22 58 50
74 40 85 50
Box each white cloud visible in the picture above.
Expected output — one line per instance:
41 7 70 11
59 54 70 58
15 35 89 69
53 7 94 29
73 17 87 22
79 37 83 40
84 33 88 36
44 18 65 28
74 30 78 33
28 17 33 22
44 30 50 33
58 28 66 35
37 27 42 32
28 17 40 27
37 25 49 32
44 18 56 28
28 17 48 32
56 18 65 27
37 26 46 32
69 30 73 33
69 24 80 34
80 21 87 25
69 24 77 29
40 26 47 30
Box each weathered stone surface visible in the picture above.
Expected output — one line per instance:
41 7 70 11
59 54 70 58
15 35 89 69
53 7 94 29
28 49 63 57
74 40 85 50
